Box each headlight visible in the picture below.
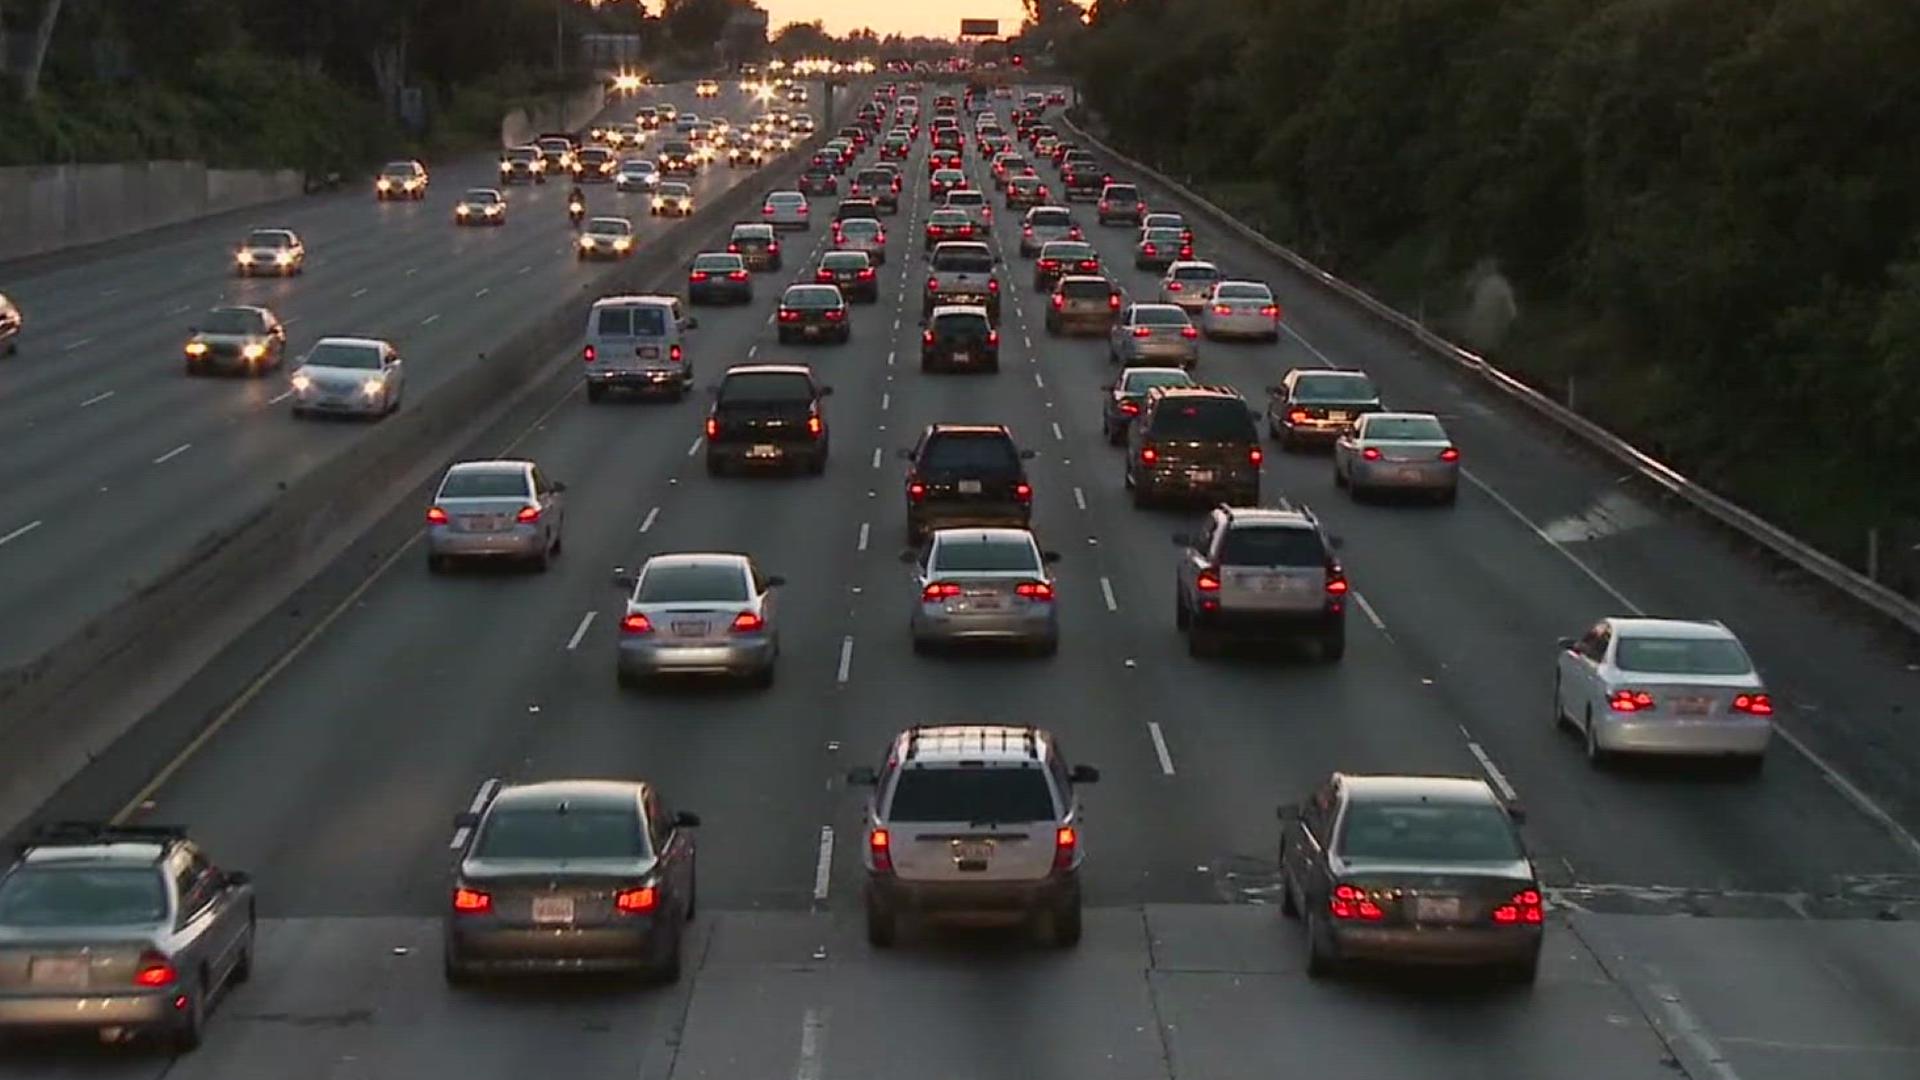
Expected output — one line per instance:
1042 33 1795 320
485 205 501 215
242 343 266 360
580 236 595 249
456 205 470 215
652 197 664 208
275 251 293 264
614 237 632 250
377 178 391 190
362 378 386 396
290 373 311 392
236 251 254 263
185 341 208 356
499 161 511 172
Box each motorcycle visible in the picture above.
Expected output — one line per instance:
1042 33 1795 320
568 197 586 227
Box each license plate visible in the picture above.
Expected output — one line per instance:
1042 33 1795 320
639 346 660 358
29 957 87 989
1415 896 1462 923
750 444 781 458
1239 574 1287 592
671 620 709 636
953 840 992 863
957 479 983 494
1189 469 1215 483
531 895 574 925
460 515 497 532
1397 467 1424 481
952 351 970 363
804 326 821 336
1330 411 1351 421
1674 697 1712 716
962 594 1006 611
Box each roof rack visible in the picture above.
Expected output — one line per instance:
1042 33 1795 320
22 821 186 852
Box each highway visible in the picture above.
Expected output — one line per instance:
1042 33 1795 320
4 84 1920 1079
0 80 840 676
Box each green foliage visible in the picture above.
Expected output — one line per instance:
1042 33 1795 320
1076 0 1920 566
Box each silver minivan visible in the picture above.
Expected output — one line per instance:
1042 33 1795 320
583 294 698 402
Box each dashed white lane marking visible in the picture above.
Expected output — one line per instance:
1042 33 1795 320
1051 421 1064 441
812 826 835 902
1100 576 1118 612
420 313 440 326
78 390 115 408
449 777 502 849
747 344 758 358
268 389 293 405
475 287 489 298
350 287 369 298
169 303 193 315
61 337 94 352
0 520 43 548
1353 590 1388 633
687 437 702 457
639 506 660 533
1461 733 1520 804
406 267 420 276
870 447 882 469
795 1007 830 1080
1147 721 1176 776
565 610 598 651
857 522 870 552
1073 486 1087 511
1024 334 1033 348
836 636 855 684
880 392 890 411
517 264 532 275
1033 372 1045 389
886 349 895 366
152 443 192 465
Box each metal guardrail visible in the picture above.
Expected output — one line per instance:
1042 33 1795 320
1056 111 1920 638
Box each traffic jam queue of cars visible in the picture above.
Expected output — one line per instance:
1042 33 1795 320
0 80 1782 1053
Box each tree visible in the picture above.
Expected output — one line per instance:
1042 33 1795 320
771 19 833 60
17 0 66 102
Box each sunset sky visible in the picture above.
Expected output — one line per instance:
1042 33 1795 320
757 0 1036 39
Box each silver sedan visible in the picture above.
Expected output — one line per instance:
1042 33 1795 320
1108 303 1199 368
1158 260 1221 313
906 528 1061 655
615 553 783 687
426 459 567 571
1200 280 1282 341
289 336 404 418
1333 412 1460 503
1555 617 1773 771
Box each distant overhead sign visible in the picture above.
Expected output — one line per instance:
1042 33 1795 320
960 19 1000 37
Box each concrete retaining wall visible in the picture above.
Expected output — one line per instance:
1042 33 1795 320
501 85 610 148
0 161 306 262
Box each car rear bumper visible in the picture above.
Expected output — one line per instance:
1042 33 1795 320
869 870 1078 913
1121 341 1197 365
1194 607 1340 639
691 283 753 303
1594 716 1773 757
587 368 689 389
447 921 659 969
428 525 544 559
921 346 998 368
1280 418 1359 441
912 603 1057 643
1135 466 1256 501
0 991 175 1031
619 637 776 677
1353 460 1459 491
1205 315 1277 337
1329 924 1542 967
293 389 383 414
709 438 824 465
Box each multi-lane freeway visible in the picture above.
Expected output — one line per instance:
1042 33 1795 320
2 81 1918 1079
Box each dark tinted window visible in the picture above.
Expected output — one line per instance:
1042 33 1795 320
822 253 868 270
440 469 530 499
934 538 1040 573
1293 374 1378 402
1217 526 1325 566
1363 416 1447 441
1061 279 1113 299
1338 802 1522 864
858 171 890 184
1105 185 1139 200
596 308 630 335
720 372 814 403
784 287 841 308
0 867 167 927
1614 636 1753 676
475 807 647 860
598 306 667 336
886 767 1056 823
638 563 749 602
1147 398 1254 441
1136 307 1189 327
692 254 742 271
922 433 1020 472
1121 369 1193 394
202 309 263 334
932 312 991 336
932 250 994 273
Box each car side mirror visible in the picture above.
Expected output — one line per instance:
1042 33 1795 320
1099 383 1113 392
674 811 703 829
1505 802 1527 825
764 574 787 588
1275 804 1298 822
1266 385 1283 396
1042 550 1062 564
453 811 480 830
847 766 879 786
1019 449 1037 460
224 870 252 888
1069 764 1100 784
1557 637 1577 651
612 569 637 590
549 481 567 494
686 316 700 329
896 447 914 460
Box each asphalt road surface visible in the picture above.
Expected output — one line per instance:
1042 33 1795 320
5 85 1919 1080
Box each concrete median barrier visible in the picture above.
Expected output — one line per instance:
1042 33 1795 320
0 161 306 262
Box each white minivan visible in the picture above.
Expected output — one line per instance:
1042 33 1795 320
583 294 697 402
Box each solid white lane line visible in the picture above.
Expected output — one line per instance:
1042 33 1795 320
565 610 597 651
747 344 758 358
1051 421 1064 441
871 447 882 469
836 636 854 683
0 520 43 548
1147 722 1176 776
1353 590 1388 633
795 1007 829 1080
61 337 94 352
1100 576 1118 612
78 390 115 408
152 443 192 465
1073 486 1087 511
1462 734 1520 804
1033 372 1045 389
687 437 702 457
449 778 502 848
267 389 293 405
639 506 660 533
812 826 835 902
857 522 870 552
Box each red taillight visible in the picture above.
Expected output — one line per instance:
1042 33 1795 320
1069 227 1083 240
768 241 780 252
1325 572 1349 597
1142 242 1156 255
1108 293 1122 309
927 276 940 291
987 330 1000 346
1119 399 1140 415
1330 884 1385 921
1140 445 1158 464
730 611 765 633
705 417 719 439
817 268 834 282
987 278 999 292
922 330 935 345
876 232 886 243
1099 200 1109 211
1051 294 1064 310
762 206 774 215
1180 326 1198 339
583 345 597 363
133 952 177 987
727 243 739 253
1288 409 1310 422
1261 304 1281 317
779 309 801 322
1052 825 1077 870
825 308 845 321
1492 888 1545 925
959 225 974 236
1249 448 1264 466
1132 327 1152 338
907 481 927 502
1014 481 1031 502
1167 281 1183 292
1015 580 1052 601
922 581 962 601
621 613 654 635
859 268 875 280
1196 569 1220 592
614 886 658 914
869 828 893 872
1362 447 1382 461
516 505 541 524
1023 225 1034 236
1038 259 1058 271
1731 692 1774 716
806 414 824 437
1213 304 1232 315
452 887 492 914
729 269 749 281
690 270 710 282
1439 447 1460 462
426 506 449 525
1609 689 1655 712
669 344 682 363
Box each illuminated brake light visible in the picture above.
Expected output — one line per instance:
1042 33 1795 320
1362 447 1382 460
730 611 765 632
869 827 893 872
1167 282 1183 292
1015 580 1052 601
516 505 541 524
1325 573 1348 596
1142 243 1156 255
1439 447 1460 462
1249 448 1263 466
859 268 875 280
133 952 177 987
1051 294 1064 310
927 277 940 291
1180 326 1198 339
922 581 962 601
807 414 824 437
1731 692 1773 716
1014 481 1031 502
690 270 710 282
705 417 719 439
451 887 492 914
614 886 658 914
729 270 749 281
817 269 834 281
1052 825 1077 869
1119 399 1140 415
987 278 999 293
1261 304 1281 317
426 506 449 525
987 330 999 346
1609 689 1655 712
1132 327 1151 338
621 613 654 635
1288 409 1310 422
1108 293 1121 309
1140 445 1158 464
669 344 682 363
1195 569 1220 592
1492 888 1545 925
1330 884 1385 921
583 345 597 363
727 243 739 252
1213 304 1232 315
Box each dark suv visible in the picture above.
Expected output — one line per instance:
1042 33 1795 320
1266 368 1384 450
1171 503 1347 659
1125 385 1262 507
705 364 832 476
900 424 1036 541
921 305 999 373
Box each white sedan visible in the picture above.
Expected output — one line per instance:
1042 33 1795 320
1554 617 1774 772
763 190 811 231
1332 412 1459 502
1200 280 1282 341
290 336 404 418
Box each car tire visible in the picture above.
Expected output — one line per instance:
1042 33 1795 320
528 546 550 573
586 383 605 403
428 553 449 575
1732 753 1766 779
655 925 684 983
1187 623 1215 658
1174 594 1190 630
1131 481 1150 509
866 895 898 949
706 453 724 477
1320 622 1346 662
752 662 776 689
1033 635 1058 658
1584 710 1611 768
1304 911 1338 979
1438 484 1459 506
230 913 256 984
1280 869 1300 918
1508 954 1541 985
1051 898 1083 947
172 975 207 1051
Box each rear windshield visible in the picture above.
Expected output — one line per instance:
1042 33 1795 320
933 311 991 334
1122 369 1193 393
1061 279 1112 299
720 371 814 403
475 807 645 860
306 341 381 369
923 433 1020 472
202 309 262 334
933 250 994 273
1149 398 1253 440
784 287 841 308
1105 185 1139 200
822 253 868 269
1144 229 1183 244
692 254 741 271
1338 802 1522 863
638 564 749 602
858 171 890 184
1294 374 1377 402
930 211 970 226
886 767 1056 823
947 192 985 205
1364 417 1446 441
0 867 167 927
1043 244 1093 260
1216 283 1270 300
934 538 1039 573
1217 526 1324 566
596 306 668 336
1614 636 1753 676
440 469 528 499
840 219 880 235
1173 265 1218 281
1136 307 1189 327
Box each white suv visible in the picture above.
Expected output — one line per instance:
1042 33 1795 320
848 724 1100 948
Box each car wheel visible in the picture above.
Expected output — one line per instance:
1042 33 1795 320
1584 709 1611 768
706 453 724 477
1304 910 1338 979
1280 868 1300 918
1131 482 1151 509
1033 635 1058 658
866 893 898 948
172 975 207 1050
808 453 827 476
1320 622 1346 662
1174 594 1190 630
752 662 776 689
586 383 605 403
229 913 256 984
1732 753 1766 779
1438 484 1459 506
1051 897 1083 947
655 925 684 983
528 546 550 573
1507 954 1541 985
1187 623 1215 658
428 553 448 575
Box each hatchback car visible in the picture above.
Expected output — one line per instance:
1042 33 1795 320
1279 774 1541 981
777 284 851 344
1159 261 1221 312
1172 502 1345 658
905 529 1062 655
1109 303 1199 368
687 252 753 305
1101 366 1195 444
1333 412 1460 503
454 188 507 226
1201 280 1282 341
704 364 831 476
815 251 879 302
1266 368 1384 448
444 780 698 982
921 305 999 373
763 190 811 230
233 228 304 276
1554 617 1773 771
579 216 636 259
901 424 1037 542
425 459 567 572
183 305 286 376
289 336 404 418
614 554 784 687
